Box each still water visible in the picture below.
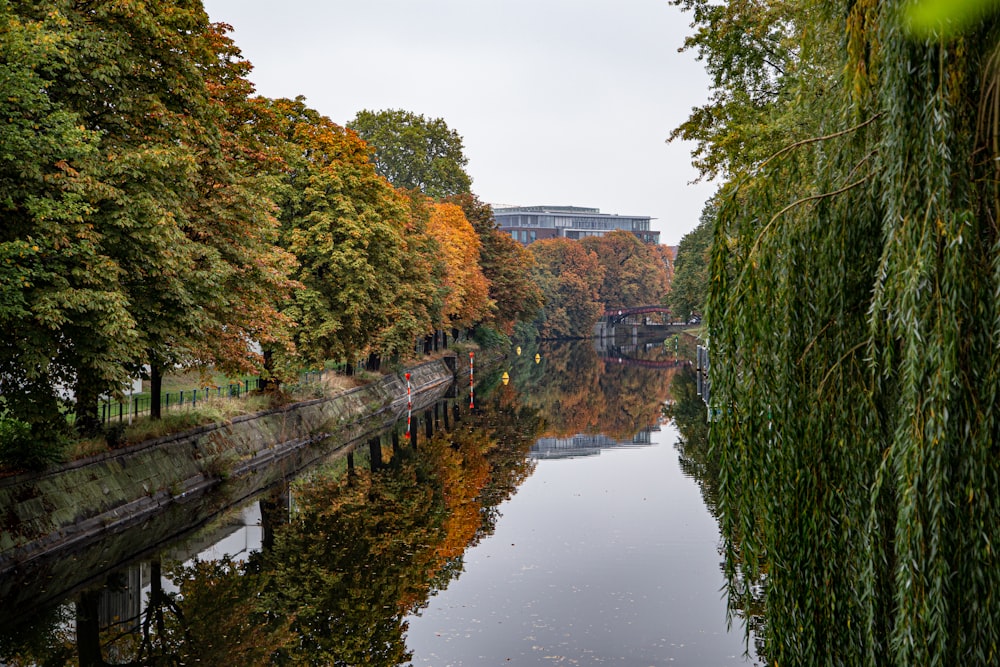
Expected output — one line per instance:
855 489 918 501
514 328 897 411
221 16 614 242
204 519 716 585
0 338 758 665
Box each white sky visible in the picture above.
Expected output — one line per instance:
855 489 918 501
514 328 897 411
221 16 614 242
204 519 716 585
201 0 716 245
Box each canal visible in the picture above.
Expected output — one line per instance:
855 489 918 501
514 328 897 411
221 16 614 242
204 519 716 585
0 338 760 665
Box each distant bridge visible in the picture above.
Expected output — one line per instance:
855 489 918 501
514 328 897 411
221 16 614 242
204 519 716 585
602 305 672 325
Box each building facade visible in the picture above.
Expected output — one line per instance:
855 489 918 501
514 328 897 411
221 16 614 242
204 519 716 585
494 205 659 245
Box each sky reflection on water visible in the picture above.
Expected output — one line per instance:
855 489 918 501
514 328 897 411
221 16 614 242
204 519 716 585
405 420 755 666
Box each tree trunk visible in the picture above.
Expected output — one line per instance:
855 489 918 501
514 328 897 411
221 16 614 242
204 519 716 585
74 368 102 437
150 363 162 420
76 590 109 667
261 347 277 391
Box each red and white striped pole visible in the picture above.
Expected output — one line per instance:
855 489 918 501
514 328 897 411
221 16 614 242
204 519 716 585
405 372 412 439
469 351 475 409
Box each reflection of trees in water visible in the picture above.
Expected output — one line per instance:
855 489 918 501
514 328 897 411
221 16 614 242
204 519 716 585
0 393 541 666
667 366 766 663
510 340 677 439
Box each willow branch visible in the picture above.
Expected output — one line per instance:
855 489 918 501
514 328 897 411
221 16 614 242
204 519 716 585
818 341 868 395
757 113 883 172
751 175 869 258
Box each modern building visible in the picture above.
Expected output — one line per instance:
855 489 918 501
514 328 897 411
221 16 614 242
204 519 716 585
494 205 659 245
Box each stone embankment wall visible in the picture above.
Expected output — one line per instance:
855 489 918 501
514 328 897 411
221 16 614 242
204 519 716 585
0 357 457 575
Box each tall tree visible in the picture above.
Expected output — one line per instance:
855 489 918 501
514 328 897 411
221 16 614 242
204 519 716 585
260 97 412 370
679 0 1000 663
182 23 298 387
668 200 714 322
580 230 669 309
445 193 544 334
374 190 445 361
529 238 605 339
0 1 130 443
348 109 473 198
425 201 492 330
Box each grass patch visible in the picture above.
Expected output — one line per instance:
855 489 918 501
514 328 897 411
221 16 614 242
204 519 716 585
122 394 272 443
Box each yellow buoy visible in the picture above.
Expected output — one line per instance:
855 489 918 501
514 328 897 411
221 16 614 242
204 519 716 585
534 353 541 364
515 346 522 355
501 371 510 385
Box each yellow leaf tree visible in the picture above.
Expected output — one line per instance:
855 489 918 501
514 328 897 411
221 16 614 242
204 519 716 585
425 202 492 329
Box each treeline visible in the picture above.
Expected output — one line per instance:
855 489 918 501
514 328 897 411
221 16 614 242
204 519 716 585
675 0 1000 663
0 2 542 455
527 231 672 339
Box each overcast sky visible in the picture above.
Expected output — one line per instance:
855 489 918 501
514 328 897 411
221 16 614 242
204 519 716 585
201 0 716 245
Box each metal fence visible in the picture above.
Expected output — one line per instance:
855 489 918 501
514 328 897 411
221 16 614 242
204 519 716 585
99 378 265 425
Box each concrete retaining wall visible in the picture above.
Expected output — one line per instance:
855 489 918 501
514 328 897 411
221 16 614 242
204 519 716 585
0 358 456 575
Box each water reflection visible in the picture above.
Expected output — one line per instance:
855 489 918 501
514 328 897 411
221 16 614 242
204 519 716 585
667 363 766 662
0 339 757 665
505 339 685 440
0 378 541 666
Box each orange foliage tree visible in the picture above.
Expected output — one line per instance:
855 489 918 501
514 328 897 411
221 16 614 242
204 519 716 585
581 230 670 309
529 238 606 339
426 201 492 329
444 193 543 334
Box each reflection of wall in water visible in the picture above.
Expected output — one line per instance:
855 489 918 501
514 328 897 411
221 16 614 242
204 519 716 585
90 499 276 634
98 562 148 638
530 429 656 460
163 501 266 567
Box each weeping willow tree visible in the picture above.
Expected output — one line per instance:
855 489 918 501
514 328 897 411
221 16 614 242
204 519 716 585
679 0 1000 663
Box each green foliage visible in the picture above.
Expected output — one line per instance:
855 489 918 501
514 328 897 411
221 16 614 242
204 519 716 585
471 323 510 350
0 415 63 471
668 200 714 321
682 0 1000 663
349 109 473 198
905 0 1000 38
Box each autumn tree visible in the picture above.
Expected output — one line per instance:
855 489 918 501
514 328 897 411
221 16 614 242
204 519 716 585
256 97 416 371
580 230 669 309
2 0 225 435
529 238 605 339
445 193 543 334
348 109 473 198
426 201 492 330
180 24 298 391
0 2 122 449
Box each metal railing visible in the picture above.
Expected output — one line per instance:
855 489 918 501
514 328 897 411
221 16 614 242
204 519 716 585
99 378 264 425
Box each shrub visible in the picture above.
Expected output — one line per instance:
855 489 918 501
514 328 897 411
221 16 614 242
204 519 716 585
472 324 510 350
0 417 65 471
104 422 128 449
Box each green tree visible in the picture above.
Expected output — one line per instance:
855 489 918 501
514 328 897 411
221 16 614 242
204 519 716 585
680 0 1000 663
668 0 809 182
668 201 714 322
0 2 126 446
349 109 473 198
375 190 445 361
261 97 413 371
